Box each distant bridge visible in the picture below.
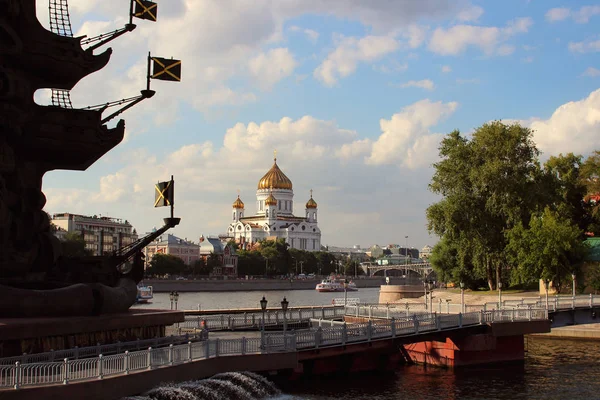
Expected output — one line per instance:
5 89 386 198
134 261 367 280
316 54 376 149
368 262 435 278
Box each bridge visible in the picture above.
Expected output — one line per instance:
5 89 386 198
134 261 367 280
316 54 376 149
368 262 435 278
4 294 600 399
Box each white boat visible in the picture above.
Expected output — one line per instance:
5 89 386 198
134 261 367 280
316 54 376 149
315 278 358 292
136 285 153 303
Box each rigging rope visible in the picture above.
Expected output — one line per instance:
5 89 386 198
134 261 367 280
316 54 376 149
48 0 74 108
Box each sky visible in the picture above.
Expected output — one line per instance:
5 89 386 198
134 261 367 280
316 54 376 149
37 0 600 251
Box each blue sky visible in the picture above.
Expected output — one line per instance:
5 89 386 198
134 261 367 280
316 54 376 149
38 0 600 250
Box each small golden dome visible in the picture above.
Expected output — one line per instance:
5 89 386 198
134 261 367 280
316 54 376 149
257 157 293 190
265 192 278 206
306 189 317 208
232 195 244 209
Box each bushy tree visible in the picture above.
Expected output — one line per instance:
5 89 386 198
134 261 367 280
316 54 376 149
146 253 186 277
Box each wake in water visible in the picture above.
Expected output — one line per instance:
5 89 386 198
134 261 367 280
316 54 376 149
122 371 281 400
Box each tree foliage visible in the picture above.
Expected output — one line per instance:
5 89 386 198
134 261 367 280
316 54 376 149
146 253 187 277
427 121 593 290
61 231 93 257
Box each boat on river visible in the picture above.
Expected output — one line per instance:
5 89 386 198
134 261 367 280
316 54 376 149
136 285 153 303
315 278 358 292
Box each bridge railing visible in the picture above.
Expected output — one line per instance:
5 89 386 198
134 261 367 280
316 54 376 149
180 306 344 331
0 308 548 390
0 333 205 366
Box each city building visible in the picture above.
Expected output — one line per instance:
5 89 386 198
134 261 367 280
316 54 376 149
420 245 433 259
51 213 138 256
226 155 322 251
198 236 239 277
144 232 200 266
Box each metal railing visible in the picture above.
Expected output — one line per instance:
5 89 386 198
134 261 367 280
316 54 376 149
0 333 205 366
180 307 345 331
0 308 547 390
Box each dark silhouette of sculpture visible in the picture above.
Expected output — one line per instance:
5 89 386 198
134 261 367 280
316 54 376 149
0 0 178 317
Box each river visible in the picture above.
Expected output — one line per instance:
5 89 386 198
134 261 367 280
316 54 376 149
132 290 600 399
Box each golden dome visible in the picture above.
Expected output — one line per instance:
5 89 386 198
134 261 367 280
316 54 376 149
306 197 317 209
265 192 278 206
257 157 293 190
232 195 244 209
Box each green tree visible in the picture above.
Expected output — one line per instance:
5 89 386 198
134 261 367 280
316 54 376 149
206 252 222 272
505 207 588 291
61 231 93 257
191 258 210 277
146 253 187 277
427 122 545 289
580 150 600 234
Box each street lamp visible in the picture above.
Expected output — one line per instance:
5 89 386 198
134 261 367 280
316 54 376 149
498 282 502 309
544 278 550 310
281 297 289 345
343 279 349 308
260 296 268 350
169 291 174 310
460 282 465 313
572 272 576 297
174 291 179 310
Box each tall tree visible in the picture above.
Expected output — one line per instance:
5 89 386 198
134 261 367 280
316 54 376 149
427 122 545 289
61 231 93 257
146 253 187 277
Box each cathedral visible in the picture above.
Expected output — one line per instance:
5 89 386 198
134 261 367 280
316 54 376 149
227 155 322 251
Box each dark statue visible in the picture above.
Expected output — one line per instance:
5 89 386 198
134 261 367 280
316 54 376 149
0 0 178 317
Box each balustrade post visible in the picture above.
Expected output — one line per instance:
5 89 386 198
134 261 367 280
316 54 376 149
368 306 372 319
479 310 484 324
342 323 347 345
147 347 152 369
591 293 594 308
572 297 575 310
124 351 130 374
367 320 373 341
356 305 360 318
244 312 247 325
136 337 141 351
458 313 463 328
511 309 515 322
14 362 20 389
554 296 558 310
316 327 322 348
391 318 396 337
98 354 104 378
74 346 79 360
215 339 220 357
228 316 232 330
205 339 210 359
436 315 441 331
197 316 201 328
242 337 247 355
252 314 255 327
168 344 174 365
413 315 419 334
322 307 325 319
188 341 193 361
63 358 69 385
386 304 390 319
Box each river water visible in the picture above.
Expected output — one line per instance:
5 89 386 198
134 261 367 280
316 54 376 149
132 289 600 399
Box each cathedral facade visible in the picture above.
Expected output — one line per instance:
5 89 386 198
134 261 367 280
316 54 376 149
227 156 322 251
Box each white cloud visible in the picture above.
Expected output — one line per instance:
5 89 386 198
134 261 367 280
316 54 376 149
365 99 458 167
289 26 319 43
583 67 600 77
569 38 600 53
441 65 452 73
511 89 600 157
456 5 484 22
398 79 435 91
428 17 533 56
248 48 298 90
545 7 571 22
373 61 409 74
545 6 600 24
314 35 400 86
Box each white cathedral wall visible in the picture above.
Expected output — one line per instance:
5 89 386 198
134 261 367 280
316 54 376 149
255 188 294 216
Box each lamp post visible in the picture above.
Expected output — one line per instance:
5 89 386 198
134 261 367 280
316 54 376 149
572 272 576 297
343 279 349 308
460 282 465 313
544 278 550 310
428 281 433 312
174 291 179 310
260 296 268 349
281 297 289 344
169 291 174 310
423 281 427 310
300 261 304 275
498 282 502 309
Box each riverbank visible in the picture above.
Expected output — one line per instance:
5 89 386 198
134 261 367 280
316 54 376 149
144 277 387 292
